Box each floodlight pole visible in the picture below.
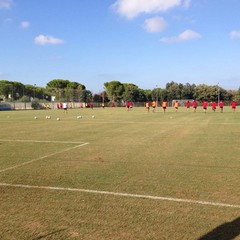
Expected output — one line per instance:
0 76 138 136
217 82 220 105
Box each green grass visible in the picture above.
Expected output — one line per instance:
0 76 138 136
0 106 240 239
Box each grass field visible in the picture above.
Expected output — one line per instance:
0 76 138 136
0 106 240 240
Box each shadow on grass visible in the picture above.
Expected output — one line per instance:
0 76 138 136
33 228 67 240
198 217 240 240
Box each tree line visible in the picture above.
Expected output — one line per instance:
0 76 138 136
103 81 240 103
0 79 240 104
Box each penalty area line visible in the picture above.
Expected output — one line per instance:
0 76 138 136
0 142 89 173
0 182 239 209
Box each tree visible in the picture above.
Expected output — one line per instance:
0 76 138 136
137 89 150 102
0 80 12 99
220 88 232 102
46 79 89 102
66 82 86 101
47 79 70 89
228 89 239 103
24 84 36 100
46 79 70 100
104 81 124 102
166 81 182 100
152 88 168 103
93 91 108 103
234 87 240 102
84 90 93 102
193 84 221 102
122 83 140 102
151 88 158 101
181 83 196 99
93 93 102 102
0 80 25 100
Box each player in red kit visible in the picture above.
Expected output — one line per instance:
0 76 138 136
211 101 217 112
186 100 191 112
230 100 237 112
219 101 224 113
202 100 208 113
192 100 197 112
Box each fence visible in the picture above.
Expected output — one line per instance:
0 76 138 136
0 101 149 110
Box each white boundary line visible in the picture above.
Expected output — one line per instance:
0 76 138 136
1 139 239 209
0 142 89 173
0 182 239 209
0 139 86 144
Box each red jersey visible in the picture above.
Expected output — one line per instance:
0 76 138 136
211 102 217 108
202 101 208 108
219 101 224 108
192 101 197 108
231 101 237 108
186 101 191 108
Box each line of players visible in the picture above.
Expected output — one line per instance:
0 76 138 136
145 100 237 113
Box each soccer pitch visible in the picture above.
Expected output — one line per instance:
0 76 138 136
0 107 239 239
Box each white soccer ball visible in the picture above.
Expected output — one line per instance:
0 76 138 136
77 116 82 119
34 116 37 119
92 115 95 118
57 117 60 121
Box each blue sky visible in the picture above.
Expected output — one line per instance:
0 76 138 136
0 0 240 93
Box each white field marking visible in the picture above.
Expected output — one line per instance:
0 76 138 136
0 182 239 209
0 139 86 144
0 142 89 173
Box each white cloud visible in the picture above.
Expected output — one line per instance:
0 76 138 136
182 0 191 9
160 29 201 42
0 0 13 9
229 31 240 39
34 35 64 45
20 21 30 29
143 16 167 33
111 0 189 19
